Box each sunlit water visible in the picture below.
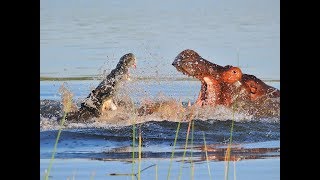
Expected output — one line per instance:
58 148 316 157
40 0 279 179
41 0 279 80
40 80 280 179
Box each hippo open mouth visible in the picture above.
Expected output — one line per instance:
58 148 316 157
172 49 243 107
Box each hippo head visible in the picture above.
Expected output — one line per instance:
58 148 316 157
241 74 280 101
172 49 242 83
172 49 212 77
172 49 244 107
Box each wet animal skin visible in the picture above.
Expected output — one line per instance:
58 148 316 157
172 49 243 107
65 53 137 122
172 49 280 107
241 74 280 101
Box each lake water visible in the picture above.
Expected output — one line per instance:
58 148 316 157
40 0 279 80
40 0 280 179
40 80 280 179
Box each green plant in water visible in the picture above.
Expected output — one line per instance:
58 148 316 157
166 121 181 180
203 131 212 180
190 120 195 179
224 104 236 180
132 119 136 180
178 120 192 180
138 128 142 180
44 84 73 180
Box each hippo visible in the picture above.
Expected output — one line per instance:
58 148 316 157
172 49 243 107
65 53 137 122
172 49 280 118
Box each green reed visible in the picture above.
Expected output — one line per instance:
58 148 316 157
178 120 192 180
224 105 236 180
44 85 72 180
190 120 195 179
132 121 136 180
138 128 142 180
166 121 181 180
203 131 212 180
44 112 66 180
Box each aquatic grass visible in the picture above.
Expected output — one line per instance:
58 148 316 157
178 119 192 180
130 100 142 180
166 121 181 180
44 111 67 180
46 87 244 180
187 101 197 180
190 120 195 179
203 131 212 180
132 119 136 180
224 104 236 180
224 140 231 179
138 128 142 180
44 84 73 180
110 118 157 180
186 100 196 179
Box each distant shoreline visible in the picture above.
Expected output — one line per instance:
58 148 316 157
40 76 280 82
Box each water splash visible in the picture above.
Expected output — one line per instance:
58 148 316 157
40 78 279 131
58 83 77 113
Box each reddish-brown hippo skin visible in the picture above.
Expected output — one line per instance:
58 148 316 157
221 66 242 84
172 49 243 107
172 49 227 78
241 74 280 101
172 49 280 106
170 49 280 118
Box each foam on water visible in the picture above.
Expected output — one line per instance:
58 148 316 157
40 105 278 131
40 68 280 132
40 80 279 131
41 82 280 159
